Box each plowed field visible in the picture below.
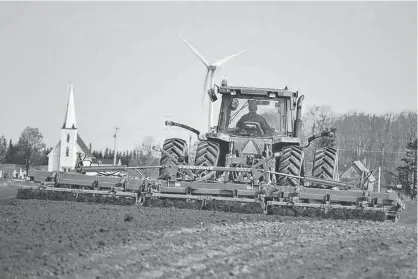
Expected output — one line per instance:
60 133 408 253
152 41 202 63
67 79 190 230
0 184 416 279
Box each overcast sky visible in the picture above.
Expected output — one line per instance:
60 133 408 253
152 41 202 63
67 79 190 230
0 1 416 151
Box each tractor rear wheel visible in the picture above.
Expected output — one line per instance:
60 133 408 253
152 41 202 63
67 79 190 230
276 145 304 186
194 140 220 178
311 147 338 188
159 138 189 177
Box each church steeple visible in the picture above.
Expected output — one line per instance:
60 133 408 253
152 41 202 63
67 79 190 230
62 82 77 129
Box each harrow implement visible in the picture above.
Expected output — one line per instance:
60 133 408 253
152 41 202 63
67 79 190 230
16 162 405 221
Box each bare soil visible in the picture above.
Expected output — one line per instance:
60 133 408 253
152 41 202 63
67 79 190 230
0 184 416 279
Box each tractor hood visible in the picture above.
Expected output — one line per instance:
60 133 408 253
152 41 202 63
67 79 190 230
205 132 300 145
205 132 300 157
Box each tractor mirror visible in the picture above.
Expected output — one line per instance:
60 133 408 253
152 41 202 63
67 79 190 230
290 98 296 110
290 91 299 110
207 88 218 102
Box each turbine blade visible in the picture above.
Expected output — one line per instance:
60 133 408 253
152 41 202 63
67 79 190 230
181 36 209 67
208 70 215 128
213 49 247 67
202 70 210 107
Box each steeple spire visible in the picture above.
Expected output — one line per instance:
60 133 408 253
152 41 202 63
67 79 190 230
62 81 77 129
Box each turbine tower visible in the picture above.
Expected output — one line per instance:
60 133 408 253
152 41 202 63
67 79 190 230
181 36 247 131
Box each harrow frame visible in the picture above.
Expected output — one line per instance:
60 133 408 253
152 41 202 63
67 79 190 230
17 162 406 222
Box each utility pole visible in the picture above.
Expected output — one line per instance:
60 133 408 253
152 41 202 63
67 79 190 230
188 134 192 156
113 127 119 165
378 166 381 193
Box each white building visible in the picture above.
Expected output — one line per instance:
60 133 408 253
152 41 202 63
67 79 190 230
47 83 94 172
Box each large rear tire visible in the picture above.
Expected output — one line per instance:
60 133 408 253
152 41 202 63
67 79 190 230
159 138 188 177
194 140 220 177
311 147 339 187
276 146 304 186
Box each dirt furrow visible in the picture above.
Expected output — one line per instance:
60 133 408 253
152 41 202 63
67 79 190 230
66 220 417 279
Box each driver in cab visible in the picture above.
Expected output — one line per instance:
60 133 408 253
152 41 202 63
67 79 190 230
236 99 274 135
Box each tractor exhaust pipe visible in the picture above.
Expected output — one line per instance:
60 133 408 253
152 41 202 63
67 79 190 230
293 95 304 138
165 121 201 136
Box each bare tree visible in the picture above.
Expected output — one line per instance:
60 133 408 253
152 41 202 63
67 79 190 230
16 127 46 174
132 136 160 176
305 105 334 134
141 136 156 154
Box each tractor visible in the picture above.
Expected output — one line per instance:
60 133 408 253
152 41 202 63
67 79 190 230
159 79 337 188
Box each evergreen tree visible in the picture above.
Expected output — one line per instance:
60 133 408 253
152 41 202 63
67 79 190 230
39 147 52 165
396 137 417 199
5 139 18 164
0 135 7 163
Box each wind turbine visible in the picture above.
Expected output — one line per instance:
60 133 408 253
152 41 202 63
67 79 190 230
181 36 247 132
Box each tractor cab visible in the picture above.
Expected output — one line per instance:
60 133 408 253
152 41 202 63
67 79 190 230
210 80 300 139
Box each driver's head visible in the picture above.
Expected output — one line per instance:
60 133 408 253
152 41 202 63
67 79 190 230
248 99 258 112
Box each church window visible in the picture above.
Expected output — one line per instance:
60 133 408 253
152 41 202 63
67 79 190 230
67 134 70 143
66 147 69 157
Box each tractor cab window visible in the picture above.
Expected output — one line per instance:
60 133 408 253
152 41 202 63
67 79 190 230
226 98 289 137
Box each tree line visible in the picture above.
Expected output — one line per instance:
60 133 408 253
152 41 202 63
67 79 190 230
302 107 417 199
0 128 160 174
90 136 160 168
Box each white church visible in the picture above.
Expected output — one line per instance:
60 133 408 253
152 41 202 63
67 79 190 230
47 83 95 172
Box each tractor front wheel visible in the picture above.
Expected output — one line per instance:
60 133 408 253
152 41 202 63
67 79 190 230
159 138 189 177
194 140 220 178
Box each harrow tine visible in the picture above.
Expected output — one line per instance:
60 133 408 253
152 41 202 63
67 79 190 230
198 171 216 181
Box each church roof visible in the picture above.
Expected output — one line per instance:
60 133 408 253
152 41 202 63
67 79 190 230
77 135 93 157
62 82 77 129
